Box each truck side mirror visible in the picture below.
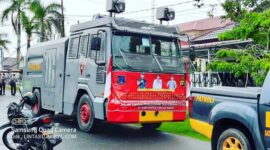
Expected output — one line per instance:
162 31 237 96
189 47 196 61
91 37 101 51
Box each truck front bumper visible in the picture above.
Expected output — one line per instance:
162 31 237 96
107 110 186 123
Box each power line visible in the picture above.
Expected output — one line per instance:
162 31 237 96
121 0 195 14
1 36 38 64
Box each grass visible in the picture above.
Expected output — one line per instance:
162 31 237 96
158 118 210 142
5 85 19 90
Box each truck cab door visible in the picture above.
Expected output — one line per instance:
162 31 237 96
259 72 270 149
63 35 80 114
85 32 107 97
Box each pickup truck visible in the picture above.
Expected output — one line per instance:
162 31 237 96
189 72 270 150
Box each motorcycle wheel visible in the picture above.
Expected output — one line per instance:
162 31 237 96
30 139 53 150
2 128 19 150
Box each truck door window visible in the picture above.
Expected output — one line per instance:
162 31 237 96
87 34 106 62
79 35 89 57
68 37 80 58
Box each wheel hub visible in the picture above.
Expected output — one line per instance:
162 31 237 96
223 137 243 150
80 103 90 124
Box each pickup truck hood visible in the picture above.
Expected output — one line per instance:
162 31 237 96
191 86 262 100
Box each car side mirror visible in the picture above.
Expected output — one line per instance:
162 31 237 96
189 47 196 61
91 37 101 51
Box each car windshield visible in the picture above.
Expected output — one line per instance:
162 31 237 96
112 32 185 73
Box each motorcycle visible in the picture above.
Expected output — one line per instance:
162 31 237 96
0 92 62 150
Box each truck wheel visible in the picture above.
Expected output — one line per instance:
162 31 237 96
217 128 251 150
32 89 42 116
141 123 162 131
32 89 55 117
77 94 95 132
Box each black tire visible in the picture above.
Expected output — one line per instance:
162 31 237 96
32 89 43 117
2 128 17 150
76 94 96 132
217 128 251 150
141 123 162 131
29 139 52 150
32 89 55 117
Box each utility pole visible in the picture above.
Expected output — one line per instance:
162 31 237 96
61 0 65 37
208 48 211 87
152 0 155 23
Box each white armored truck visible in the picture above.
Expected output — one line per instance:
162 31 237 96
22 0 190 132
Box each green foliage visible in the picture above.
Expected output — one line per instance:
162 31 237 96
221 0 270 21
30 0 62 42
1 0 63 45
0 33 10 50
221 0 247 22
1 0 28 34
208 49 270 86
219 10 270 50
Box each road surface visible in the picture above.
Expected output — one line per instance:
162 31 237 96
0 91 211 150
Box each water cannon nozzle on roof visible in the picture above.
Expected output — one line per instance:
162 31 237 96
106 0 126 17
156 7 175 25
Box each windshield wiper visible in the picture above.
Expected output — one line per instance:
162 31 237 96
152 54 163 72
119 49 137 70
113 62 124 70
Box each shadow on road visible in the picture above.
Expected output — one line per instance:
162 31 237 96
53 114 165 139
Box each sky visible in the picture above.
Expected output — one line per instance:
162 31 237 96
0 0 225 57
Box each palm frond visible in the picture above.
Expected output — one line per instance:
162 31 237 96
0 33 10 51
21 11 34 36
45 3 61 14
1 2 17 23
30 0 45 18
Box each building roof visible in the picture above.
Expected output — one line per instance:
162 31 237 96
179 17 234 32
2 57 17 70
193 24 235 42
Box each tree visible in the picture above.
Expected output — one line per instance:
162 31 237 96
1 0 29 68
219 10 270 51
0 33 10 50
222 0 270 21
30 0 62 42
60 0 65 37
194 0 270 22
208 48 270 86
21 12 37 49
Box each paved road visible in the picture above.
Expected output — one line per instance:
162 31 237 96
0 91 211 150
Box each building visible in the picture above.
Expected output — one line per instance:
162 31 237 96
2 57 17 71
178 17 253 87
179 16 234 40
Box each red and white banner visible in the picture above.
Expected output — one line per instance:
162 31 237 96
107 71 187 123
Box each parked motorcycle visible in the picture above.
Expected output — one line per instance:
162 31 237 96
0 92 62 150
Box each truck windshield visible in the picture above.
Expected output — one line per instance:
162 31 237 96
112 32 185 73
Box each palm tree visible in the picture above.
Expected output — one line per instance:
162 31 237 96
30 0 62 42
0 33 10 50
21 11 36 49
1 0 28 68
0 33 10 69
60 0 65 37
